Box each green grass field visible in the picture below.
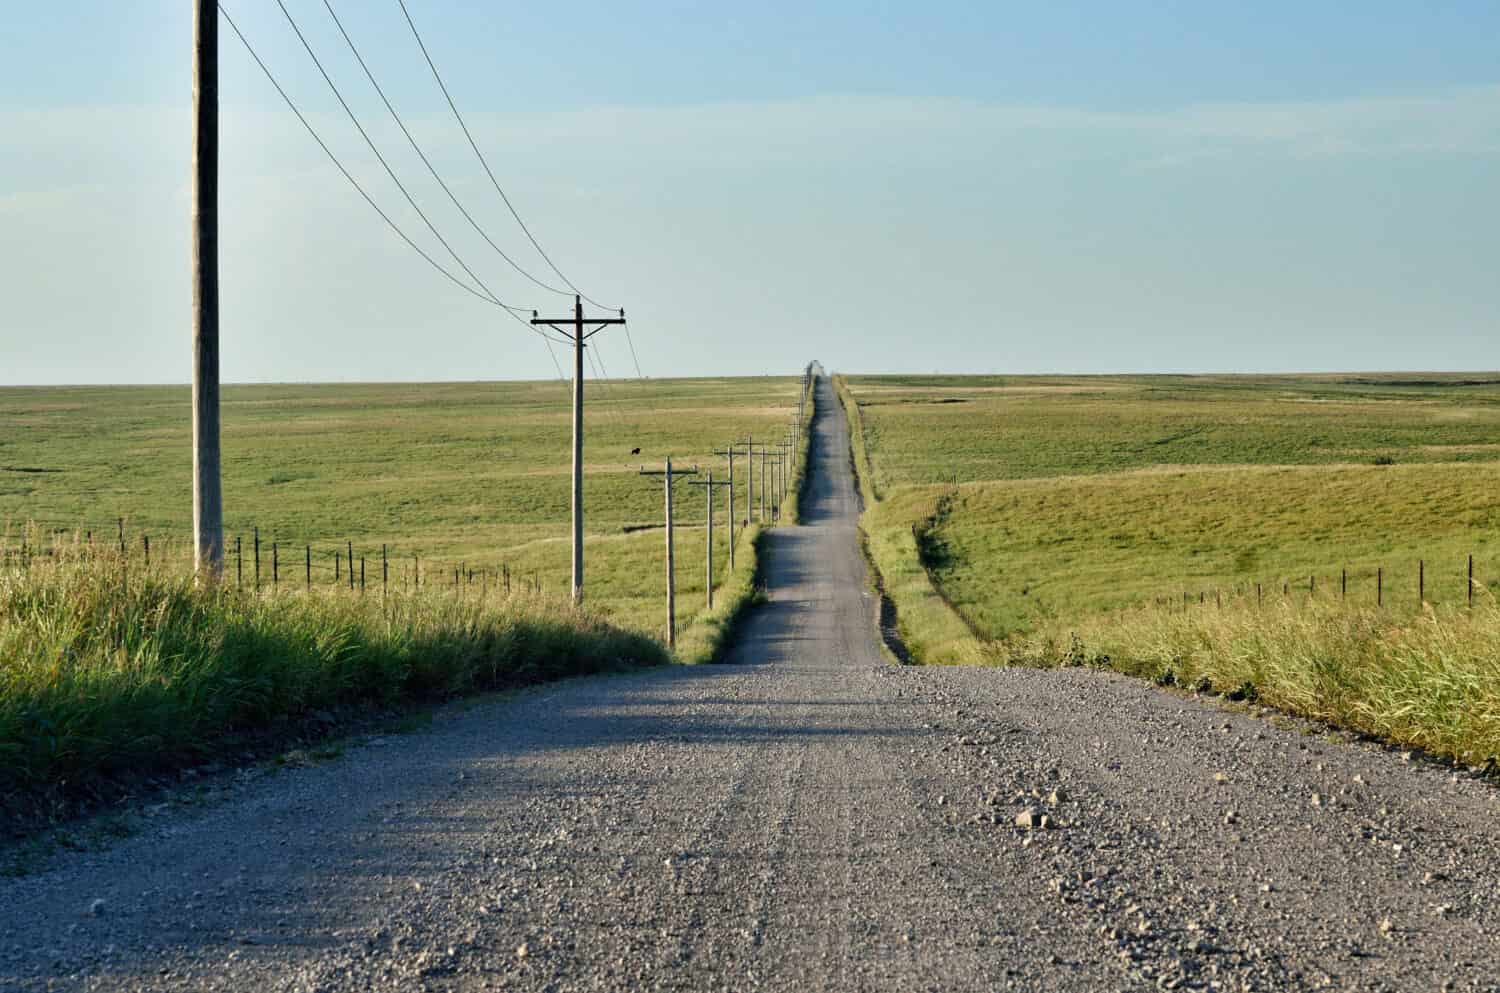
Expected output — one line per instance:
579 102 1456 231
1 375 804 639
0 373 807 822
841 372 1500 762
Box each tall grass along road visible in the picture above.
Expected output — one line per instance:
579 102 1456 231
4 374 1500 990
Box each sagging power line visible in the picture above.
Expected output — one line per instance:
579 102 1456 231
396 0 616 313
320 0 576 302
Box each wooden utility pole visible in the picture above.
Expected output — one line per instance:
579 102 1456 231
688 473 731 609
713 445 740 568
736 436 756 524
639 457 697 650
532 296 626 605
767 454 784 523
191 0 223 580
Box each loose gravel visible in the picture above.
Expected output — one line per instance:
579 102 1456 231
3 377 1499 992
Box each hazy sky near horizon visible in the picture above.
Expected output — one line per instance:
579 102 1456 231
2 1 1498 385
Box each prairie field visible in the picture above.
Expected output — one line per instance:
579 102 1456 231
0 374 805 818
840 372 1500 762
1 375 804 638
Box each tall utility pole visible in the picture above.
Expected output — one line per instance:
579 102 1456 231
688 473 731 609
192 0 223 580
639 457 697 650
712 445 739 568
532 295 627 605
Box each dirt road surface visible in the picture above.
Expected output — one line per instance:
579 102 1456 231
4 376 1500 991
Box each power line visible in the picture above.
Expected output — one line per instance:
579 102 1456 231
621 322 646 379
220 5 504 312
221 3 570 377
320 0 575 302
272 0 527 317
396 0 615 312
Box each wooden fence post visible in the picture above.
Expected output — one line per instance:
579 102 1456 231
252 526 260 592
144 534 150 568
305 545 311 591
235 535 242 589
348 541 354 591
382 544 388 595
1469 554 1474 608
272 541 278 590
1378 566 1383 607
1341 568 1346 600
360 556 365 593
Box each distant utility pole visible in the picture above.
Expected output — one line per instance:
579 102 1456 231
191 0 223 580
532 295 627 605
688 473 731 609
767 453 784 523
712 444 740 568
736 436 757 524
759 445 769 522
776 440 791 505
639 457 698 650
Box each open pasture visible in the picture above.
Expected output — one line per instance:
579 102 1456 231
845 373 1500 636
847 373 1500 493
0 375 802 636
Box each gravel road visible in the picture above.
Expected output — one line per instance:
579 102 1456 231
4 375 1500 992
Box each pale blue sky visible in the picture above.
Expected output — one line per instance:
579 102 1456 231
2 2 1498 383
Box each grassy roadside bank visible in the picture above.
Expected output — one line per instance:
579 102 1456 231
1002 596 1500 768
839 373 1500 767
832 375 979 665
0 556 666 827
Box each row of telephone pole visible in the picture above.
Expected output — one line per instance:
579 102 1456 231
188 1 630 589
638 363 817 649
